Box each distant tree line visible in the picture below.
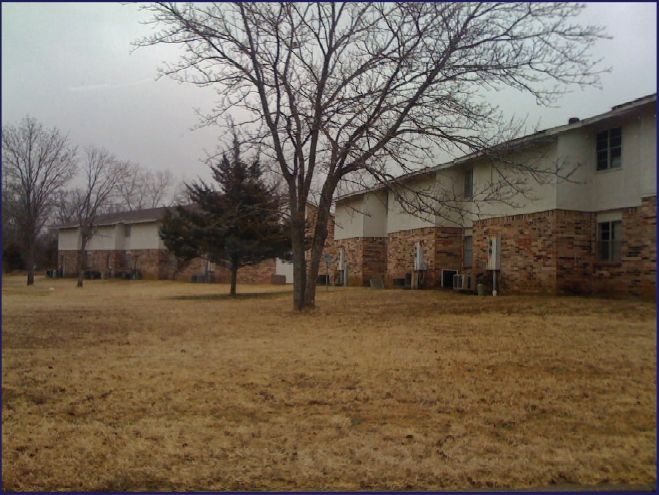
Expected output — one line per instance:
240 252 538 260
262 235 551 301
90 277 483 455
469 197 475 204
2 115 186 285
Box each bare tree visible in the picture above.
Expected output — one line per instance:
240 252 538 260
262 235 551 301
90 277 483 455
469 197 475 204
137 2 607 310
2 116 77 285
116 162 176 211
65 146 128 288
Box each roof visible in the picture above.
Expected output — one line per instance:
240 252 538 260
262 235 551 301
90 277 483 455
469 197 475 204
57 206 171 229
336 93 657 202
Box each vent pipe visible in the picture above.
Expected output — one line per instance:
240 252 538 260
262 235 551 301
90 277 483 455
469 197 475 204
568 117 580 124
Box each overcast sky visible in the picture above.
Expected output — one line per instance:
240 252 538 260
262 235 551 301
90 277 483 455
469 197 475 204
2 2 657 188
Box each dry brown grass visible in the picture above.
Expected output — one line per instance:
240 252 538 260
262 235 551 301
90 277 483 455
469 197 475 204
2 274 656 491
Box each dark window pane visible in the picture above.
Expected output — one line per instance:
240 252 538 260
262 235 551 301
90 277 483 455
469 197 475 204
599 222 610 241
610 135 622 147
598 241 610 261
610 127 621 138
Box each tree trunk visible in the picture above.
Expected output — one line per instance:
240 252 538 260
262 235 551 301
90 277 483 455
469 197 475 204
76 248 84 288
25 243 35 286
230 262 238 297
290 206 307 311
303 178 339 307
77 236 88 288
304 205 331 308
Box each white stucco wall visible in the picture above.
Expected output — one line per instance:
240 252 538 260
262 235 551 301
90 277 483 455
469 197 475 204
434 167 470 227
275 258 294 283
125 222 163 250
472 145 558 219
362 191 388 237
334 196 366 240
86 226 117 251
639 108 657 198
387 176 436 234
557 107 656 211
58 228 79 250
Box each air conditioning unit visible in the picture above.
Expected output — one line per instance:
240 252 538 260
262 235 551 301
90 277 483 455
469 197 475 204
338 248 346 271
414 242 427 271
486 235 501 271
453 274 474 291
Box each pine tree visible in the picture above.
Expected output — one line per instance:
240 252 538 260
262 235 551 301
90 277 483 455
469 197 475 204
160 139 291 296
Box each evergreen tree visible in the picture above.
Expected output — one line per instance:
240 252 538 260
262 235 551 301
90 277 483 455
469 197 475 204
160 139 291 296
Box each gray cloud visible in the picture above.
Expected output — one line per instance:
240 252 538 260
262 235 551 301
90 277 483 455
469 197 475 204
2 2 656 189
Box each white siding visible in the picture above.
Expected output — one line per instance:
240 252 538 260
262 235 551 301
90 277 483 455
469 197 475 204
434 167 470 227
126 223 162 250
557 108 656 212
362 191 388 237
471 145 558 219
58 229 79 250
386 177 436 233
334 197 365 240
275 258 294 283
556 129 594 211
639 108 657 198
115 224 126 251
86 226 117 251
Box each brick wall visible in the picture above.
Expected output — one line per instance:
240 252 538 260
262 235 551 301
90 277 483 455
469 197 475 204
472 199 657 299
334 237 365 286
333 237 387 287
473 210 584 294
434 227 465 287
386 228 436 287
590 196 656 299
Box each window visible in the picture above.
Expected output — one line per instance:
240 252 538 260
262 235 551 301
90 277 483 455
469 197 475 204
125 253 131 269
597 221 622 262
464 236 473 267
596 127 622 171
463 168 473 200
124 224 131 237
86 252 92 268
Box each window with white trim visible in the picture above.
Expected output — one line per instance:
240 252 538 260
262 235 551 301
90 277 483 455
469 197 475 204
596 127 622 171
597 220 622 262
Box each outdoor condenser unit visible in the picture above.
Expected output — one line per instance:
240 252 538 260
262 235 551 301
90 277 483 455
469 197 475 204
338 248 346 271
486 235 501 271
453 274 473 291
413 242 427 271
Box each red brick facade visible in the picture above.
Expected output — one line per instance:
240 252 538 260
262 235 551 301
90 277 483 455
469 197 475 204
58 197 655 298
471 197 656 299
57 202 337 286
386 228 436 287
334 237 387 287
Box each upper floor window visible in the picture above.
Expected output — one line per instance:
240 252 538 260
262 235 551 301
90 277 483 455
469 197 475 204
124 224 131 237
597 220 622 262
596 127 622 171
463 168 473 200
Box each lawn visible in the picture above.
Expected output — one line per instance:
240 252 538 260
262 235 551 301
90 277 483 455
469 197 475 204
2 274 656 491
